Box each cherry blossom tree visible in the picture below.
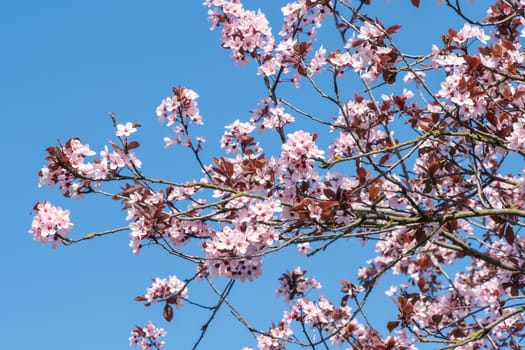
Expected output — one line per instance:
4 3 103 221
30 0 525 349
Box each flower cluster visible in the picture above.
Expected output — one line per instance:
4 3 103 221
203 199 281 281
157 86 204 149
129 321 166 350
29 201 73 248
120 184 209 255
250 102 295 131
276 267 321 302
30 1 525 349
38 136 141 198
279 130 324 184
258 292 417 350
143 275 187 307
221 119 256 154
204 0 274 66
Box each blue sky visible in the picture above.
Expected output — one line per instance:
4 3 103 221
2 1 486 349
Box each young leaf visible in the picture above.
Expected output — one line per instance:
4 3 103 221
163 304 174 322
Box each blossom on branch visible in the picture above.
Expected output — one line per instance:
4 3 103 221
30 0 525 349
29 201 73 248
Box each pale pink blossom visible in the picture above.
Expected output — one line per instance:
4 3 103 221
357 21 383 40
116 122 138 137
308 46 327 76
454 23 490 44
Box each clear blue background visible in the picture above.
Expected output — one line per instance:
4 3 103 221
1 1 485 349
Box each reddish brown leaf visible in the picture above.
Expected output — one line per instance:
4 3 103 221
386 25 401 34
504 224 515 245
382 69 397 84
357 167 367 184
318 200 339 210
323 188 336 199
340 279 353 291
417 278 427 292
351 39 364 48
431 314 443 325
493 44 503 56
163 303 174 322
368 185 380 201
414 227 426 244
501 38 516 51
465 55 480 70
133 325 146 337
109 141 123 152
379 154 391 165
387 320 400 332
127 141 140 150
410 0 420 7
166 294 179 305
427 161 440 176
297 64 308 77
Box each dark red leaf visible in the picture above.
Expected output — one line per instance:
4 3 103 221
379 154 391 165
166 294 179 305
163 304 174 322
351 39 364 48
427 161 440 176
465 55 480 70
431 314 443 325
323 188 336 199
387 320 400 332
386 25 401 34
382 69 397 84
127 141 140 150
504 225 515 245
340 279 353 291
223 160 234 177
410 0 420 7
417 278 427 292
368 185 380 201
297 64 308 77
357 167 367 184
414 227 426 244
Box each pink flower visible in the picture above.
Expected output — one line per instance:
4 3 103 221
385 285 397 296
297 242 311 255
507 118 525 150
454 23 490 44
328 51 354 67
451 92 474 106
357 21 383 40
116 122 138 137
308 46 327 76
